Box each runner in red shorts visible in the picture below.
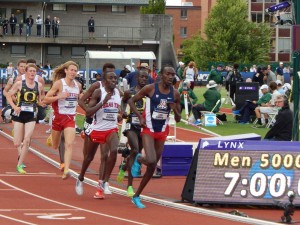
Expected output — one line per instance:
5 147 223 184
127 65 181 208
44 61 83 179
75 71 121 198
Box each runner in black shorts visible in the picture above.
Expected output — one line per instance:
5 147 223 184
6 63 44 174
117 69 148 197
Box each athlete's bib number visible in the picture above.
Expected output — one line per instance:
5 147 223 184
65 100 76 108
131 116 140 124
152 111 168 120
103 113 117 121
21 103 34 112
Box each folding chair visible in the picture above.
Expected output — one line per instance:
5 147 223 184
201 99 224 125
266 112 277 128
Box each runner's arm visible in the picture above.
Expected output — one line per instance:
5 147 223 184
78 82 99 112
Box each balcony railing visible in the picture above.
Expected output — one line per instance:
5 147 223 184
0 24 161 44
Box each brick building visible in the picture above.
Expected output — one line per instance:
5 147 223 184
166 0 216 59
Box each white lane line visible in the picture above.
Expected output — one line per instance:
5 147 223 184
0 179 148 225
0 214 36 225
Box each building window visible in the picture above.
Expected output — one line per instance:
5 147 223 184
181 9 187 19
0 8 6 19
251 12 263 23
111 47 125 51
278 38 291 53
53 4 67 11
11 45 26 55
72 47 85 57
112 5 125 13
83 5 96 12
47 46 61 55
180 27 187 38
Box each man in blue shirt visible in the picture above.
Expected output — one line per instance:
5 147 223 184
124 63 153 88
276 62 284 84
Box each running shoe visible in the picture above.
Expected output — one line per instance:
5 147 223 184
75 179 83 196
20 163 27 168
103 182 112 195
193 120 202 126
75 127 81 134
117 169 125 183
46 128 52 134
62 170 71 180
93 189 105 199
16 165 26 174
127 186 135 197
59 163 65 172
131 153 142 178
131 196 145 209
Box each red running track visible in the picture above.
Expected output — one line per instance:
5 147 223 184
0 120 293 225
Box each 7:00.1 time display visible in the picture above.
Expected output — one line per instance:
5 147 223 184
224 172 293 198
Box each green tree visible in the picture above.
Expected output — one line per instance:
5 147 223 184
182 0 272 70
140 0 166 14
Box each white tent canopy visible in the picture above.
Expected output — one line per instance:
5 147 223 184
85 50 156 89
85 51 156 60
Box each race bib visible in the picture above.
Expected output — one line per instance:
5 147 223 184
125 123 131 130
152 111 168 120
65 100 76 108
103 113 117 121
131 116 140 124
20 103 34 112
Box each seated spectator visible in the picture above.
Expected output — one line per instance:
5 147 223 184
253 81 280 127
276 80 285 94
237 84 271 124
178 80 198 116
264 95 292 141
191 80 221 125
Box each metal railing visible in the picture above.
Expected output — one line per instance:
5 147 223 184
1 24 161 43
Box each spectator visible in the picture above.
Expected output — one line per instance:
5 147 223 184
19 20 23 36
250 65 257 73
124 63 153 88
36 15 42 37
264 95 292 141
237 84 271 124
252 66 265 86
276 62 284 84
44 62 52 70
276 80 285 94
52 17 59 38
6 62 15 77
177 61 185 87
192 80 221 126
183 61 198 90
151 64 158 82
178 80 198 116
9 13 17 36
45 15 51 38
3 17 9 35
131 62 135 72
227 63 243 103
25 15 34 36
88 16 95 39
208 64 223 92
253 81 280 127
266 65 276 85
120 65 131 78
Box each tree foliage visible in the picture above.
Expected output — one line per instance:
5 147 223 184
182 0 272 70
140 0 166 14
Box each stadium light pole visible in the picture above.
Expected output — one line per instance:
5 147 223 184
292 0 300 141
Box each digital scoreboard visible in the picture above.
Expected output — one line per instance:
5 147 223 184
193 140 300 205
